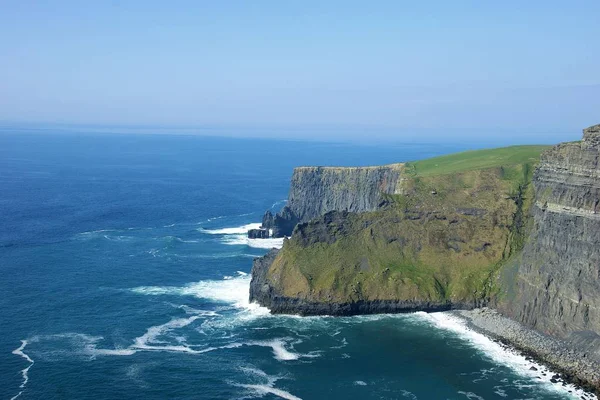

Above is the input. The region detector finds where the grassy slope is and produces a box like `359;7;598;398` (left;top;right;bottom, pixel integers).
268;145;550;305
408;145;550;177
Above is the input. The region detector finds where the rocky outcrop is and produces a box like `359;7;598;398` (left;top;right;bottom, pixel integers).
249;247;480;316
258;164;404;237
498;124;600;358
247;228;269;239
249;248;280;306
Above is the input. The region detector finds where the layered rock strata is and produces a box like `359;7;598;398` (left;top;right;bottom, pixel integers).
255;164;404;237
498;124;600;356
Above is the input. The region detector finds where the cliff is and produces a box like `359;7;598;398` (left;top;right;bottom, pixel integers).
497;124;600;353
260;164;404;237
250;145;549;314
249;126;600;392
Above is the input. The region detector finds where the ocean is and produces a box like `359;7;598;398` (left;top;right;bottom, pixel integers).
0;130;589;399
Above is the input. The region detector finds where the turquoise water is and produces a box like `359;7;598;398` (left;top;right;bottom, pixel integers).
0;131;587;399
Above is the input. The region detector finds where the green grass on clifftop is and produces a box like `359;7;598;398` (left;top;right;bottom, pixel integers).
408;145;550;177
265;144;550;307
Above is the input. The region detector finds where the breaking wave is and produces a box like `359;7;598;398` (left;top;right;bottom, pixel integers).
200;223;262;235
131;271;268;313
221;235;285;249
416;312;595;399
199;222;285;249
233;366;302;400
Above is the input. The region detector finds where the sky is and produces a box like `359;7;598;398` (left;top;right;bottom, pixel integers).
0;1;599;143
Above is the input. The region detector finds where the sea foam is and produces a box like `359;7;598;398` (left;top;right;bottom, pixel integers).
222;235;285;249
131;271;269;315
10;340;34;400
234;366;302;400
200;222;285;249
200;223;261;235
417;311;596;399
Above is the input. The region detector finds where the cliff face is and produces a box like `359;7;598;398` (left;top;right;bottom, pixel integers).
250;147;546;314
498;124;600;352
262;164;404;237
248;127;600;391
250;128;599;323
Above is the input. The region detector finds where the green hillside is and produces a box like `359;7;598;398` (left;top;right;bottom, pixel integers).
408;145;550;177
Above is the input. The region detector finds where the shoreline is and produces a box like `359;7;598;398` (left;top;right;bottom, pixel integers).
451;308;600;398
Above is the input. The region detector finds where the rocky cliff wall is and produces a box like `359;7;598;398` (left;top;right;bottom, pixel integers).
250;159;538;314
262;164;404;237
498;124;600;355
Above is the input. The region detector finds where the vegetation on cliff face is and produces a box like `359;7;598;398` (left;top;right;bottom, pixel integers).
263;145;549;307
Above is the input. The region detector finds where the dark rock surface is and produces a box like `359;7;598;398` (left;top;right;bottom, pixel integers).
498;124;600;360
261;164;404;237
247;228;269;239
249;249;280;307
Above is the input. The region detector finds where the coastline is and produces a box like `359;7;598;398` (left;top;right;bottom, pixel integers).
251;252;600;397
451;308;600;398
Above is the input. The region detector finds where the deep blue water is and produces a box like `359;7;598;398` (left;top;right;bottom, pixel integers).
0;131;586;399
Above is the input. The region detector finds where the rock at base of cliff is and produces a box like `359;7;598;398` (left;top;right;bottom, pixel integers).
247;228;270;239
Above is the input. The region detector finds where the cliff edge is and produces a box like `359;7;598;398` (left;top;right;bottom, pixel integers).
259;163;404;237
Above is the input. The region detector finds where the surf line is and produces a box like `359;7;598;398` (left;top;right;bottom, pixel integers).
11;340;34;400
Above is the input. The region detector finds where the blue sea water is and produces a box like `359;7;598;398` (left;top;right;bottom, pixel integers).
0;131;589;399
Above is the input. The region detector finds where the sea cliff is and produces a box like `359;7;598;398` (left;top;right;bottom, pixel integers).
251;145;547;314
497;124;600;350
260;164;404;237
249;124;600;392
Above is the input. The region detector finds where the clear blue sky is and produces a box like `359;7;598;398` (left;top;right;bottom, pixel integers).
1;1;598;142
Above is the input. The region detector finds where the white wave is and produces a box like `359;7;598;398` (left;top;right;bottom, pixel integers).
271;199;288;209
131;316;200;351
201;223;262;235
131;272;270;316
235;366;302;400
248;339;300;361
417;311;596;400
237;384;302;400
10;340;34;400
191;339;301;362
353;380;367;386
198;220;285;248
87;315;215;357
172;304;219;316
222;235;285;249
